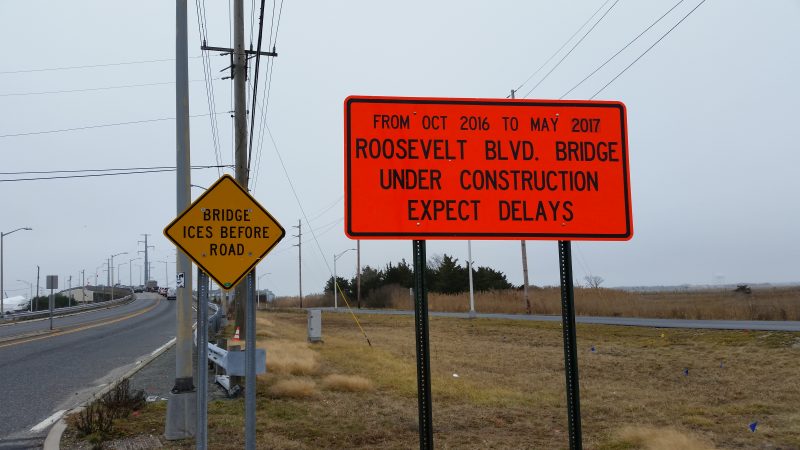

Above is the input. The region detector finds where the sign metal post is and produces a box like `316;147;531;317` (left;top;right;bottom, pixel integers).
46;275;57;330
558;241;582;449
164;174;284;448
245;270;256;449
412;240;433;449
196;269;209;450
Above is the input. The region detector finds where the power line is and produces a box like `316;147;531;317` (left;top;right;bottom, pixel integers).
250;0;284;193
0;165;226;175
0;165;230;183
512;0;614;95
0;56;203;75
0;112;227;138
250;0;281;191
560;0;687;99
0;79;216;97
246;0;268;178
196;0;224;177
265;124;341;278
522;0;620;98
590;0;707;99
308;196;344;223
271;217;344;255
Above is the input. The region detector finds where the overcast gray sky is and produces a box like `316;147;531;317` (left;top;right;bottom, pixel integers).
1;0;799;298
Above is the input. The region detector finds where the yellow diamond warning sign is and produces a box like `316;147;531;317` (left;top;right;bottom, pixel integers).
163;175;285;289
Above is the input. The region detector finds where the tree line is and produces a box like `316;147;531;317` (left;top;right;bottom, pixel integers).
323;253;513;306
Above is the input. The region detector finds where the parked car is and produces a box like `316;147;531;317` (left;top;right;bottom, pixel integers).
167;288;177;300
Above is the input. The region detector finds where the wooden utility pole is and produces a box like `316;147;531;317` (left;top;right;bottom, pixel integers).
293;220;303;307
511;89;532;314
232;0;248;335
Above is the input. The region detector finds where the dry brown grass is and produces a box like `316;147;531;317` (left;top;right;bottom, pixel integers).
259;339;318;376
614;426;717;450
104;309;800;449
268;378;317;399
321;374;375;392
385;286;800;321
271;293;328;308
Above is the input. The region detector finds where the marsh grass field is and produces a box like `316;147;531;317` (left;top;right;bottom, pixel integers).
277;286;800;321
76;305;800;449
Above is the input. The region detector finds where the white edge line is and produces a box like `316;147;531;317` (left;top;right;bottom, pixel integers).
31;410;67;433
151;337;176;356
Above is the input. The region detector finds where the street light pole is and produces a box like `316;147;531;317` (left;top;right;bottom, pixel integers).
157;260;171;289
333;248;356;309
110;252;128;302
257;272;271;309
118;262;127;286
128;257;141;287
1;227;32;315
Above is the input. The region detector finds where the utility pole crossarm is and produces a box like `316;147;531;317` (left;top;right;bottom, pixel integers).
201;45;278;57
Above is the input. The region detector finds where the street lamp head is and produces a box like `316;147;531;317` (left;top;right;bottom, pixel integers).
2;226;33;237
334;248;358;260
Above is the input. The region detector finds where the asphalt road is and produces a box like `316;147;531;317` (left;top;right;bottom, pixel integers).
321;308;800;331
0;293;175;449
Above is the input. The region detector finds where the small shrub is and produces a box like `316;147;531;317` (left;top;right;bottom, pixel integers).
100;379;146;419
70;402;115;439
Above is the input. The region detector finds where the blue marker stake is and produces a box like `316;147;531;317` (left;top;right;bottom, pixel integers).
683;368;689;376
749;421;758;432
590;346;596;353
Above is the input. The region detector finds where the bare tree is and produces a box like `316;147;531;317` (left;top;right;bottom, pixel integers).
584;275;604;289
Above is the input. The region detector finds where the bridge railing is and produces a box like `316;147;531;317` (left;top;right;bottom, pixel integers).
1;295;135;323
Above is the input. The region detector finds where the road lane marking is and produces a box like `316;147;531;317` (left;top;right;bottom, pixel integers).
30;409;66;433
0;298;162;349
151;337;176;356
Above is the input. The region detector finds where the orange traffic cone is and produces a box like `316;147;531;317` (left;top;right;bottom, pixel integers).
233;327;241;341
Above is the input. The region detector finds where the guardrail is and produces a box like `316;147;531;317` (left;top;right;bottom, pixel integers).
1;294;135;323
197;302;266;396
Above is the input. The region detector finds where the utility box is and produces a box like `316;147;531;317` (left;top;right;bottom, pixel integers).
308;309;322;343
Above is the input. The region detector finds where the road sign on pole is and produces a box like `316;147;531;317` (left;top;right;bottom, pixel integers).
345;95;633;450
345;96;632;240
163;175;286;290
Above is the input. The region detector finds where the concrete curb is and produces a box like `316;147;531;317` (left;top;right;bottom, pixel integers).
42;336;177;450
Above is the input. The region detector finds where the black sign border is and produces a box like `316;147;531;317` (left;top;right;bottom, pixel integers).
163;174;287;290
344;96;632;240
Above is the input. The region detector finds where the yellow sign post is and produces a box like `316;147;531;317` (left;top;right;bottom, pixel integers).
164;175;285;289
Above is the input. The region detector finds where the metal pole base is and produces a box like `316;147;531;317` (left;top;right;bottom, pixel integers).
172;377;195;394
164;391;197;440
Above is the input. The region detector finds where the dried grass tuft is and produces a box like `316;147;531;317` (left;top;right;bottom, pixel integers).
387;286;800;321
617;426;717;450
263;340;319;375
321;374;375;392
268;378;317;398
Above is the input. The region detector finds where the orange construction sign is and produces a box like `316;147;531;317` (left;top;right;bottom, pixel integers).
344;96;632;240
